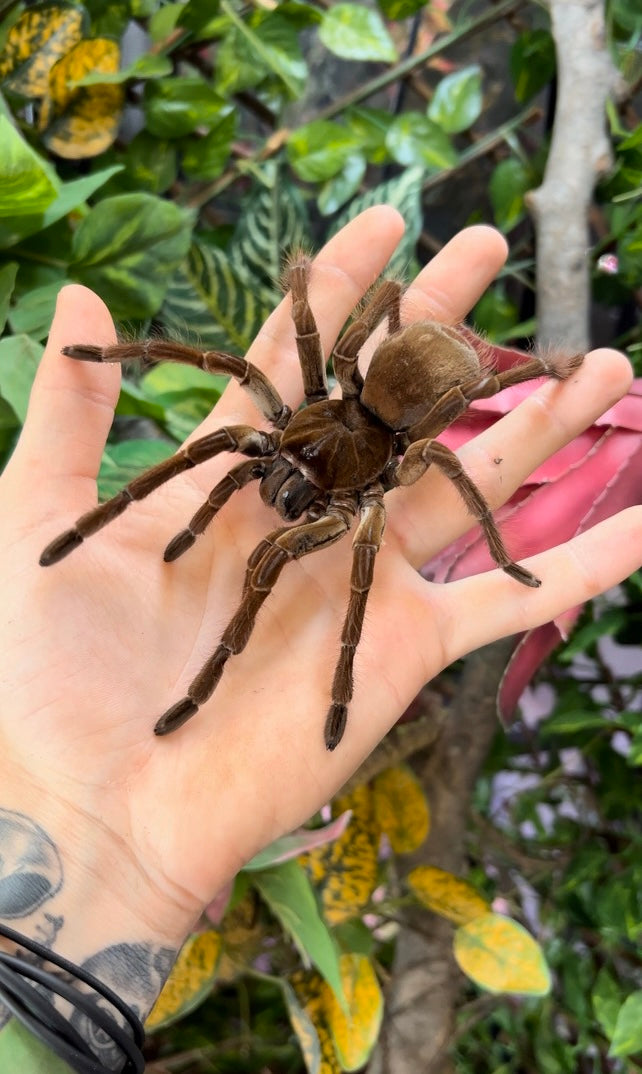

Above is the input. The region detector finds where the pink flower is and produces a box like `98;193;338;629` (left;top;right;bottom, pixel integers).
422;341;642;722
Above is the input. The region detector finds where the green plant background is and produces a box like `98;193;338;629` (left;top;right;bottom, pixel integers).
0;0;641;1070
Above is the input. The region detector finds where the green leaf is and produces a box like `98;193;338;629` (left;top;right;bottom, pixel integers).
70;193;193;320
217;3;307;98
181;111;236;181
377;0;426;18
344;107;392;164
385;113;457;171
318;155;366;216
162;239;272;353
144;77;228;139
541;710;608;735
118;133;177;195
254;861;346;1009
330;166;424;276
559;609;630;659
592;968;622;1039
626;727;642;766
0;334;43;421
510;29;556;103
177;0;221;33
98;439;175;501
427;65;483;134
0;165;124;249
0;1019;75;1073
0;115;59;216
608;991;642;1057
0;261;18;333
7;280;61;340
490;158;531;231
454;914;551;996
287;120;362;182
319;4;396;62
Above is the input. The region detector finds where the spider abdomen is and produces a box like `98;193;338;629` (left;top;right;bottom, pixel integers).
281;399;393;492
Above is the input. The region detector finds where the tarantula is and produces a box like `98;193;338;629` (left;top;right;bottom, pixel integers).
40;256;582;750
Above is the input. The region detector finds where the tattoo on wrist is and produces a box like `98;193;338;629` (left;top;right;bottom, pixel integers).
0;806;177;1067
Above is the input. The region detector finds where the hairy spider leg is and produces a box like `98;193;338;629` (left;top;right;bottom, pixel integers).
332;280;403;398
285;256;329;405
325;485;386;751
395;440;540;588
62;342;292;430
154;498;357;737
407;352;584;444
164;458;270;562
40;427;278;566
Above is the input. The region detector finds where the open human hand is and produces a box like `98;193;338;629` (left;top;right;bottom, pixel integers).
1;206;640;963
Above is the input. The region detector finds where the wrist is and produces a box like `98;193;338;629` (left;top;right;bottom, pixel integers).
0;775;191;1028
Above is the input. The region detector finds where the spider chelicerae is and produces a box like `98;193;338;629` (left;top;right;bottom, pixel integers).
40;255;582;750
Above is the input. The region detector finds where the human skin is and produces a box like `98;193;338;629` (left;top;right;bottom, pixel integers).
1;207;640;1064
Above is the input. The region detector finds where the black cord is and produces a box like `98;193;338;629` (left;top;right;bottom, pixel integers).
0;923;146;1073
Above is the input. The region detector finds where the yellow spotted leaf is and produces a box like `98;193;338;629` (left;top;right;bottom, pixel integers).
43;39;123;159
454;913;552;996
319;786;379;925
290;971;341;1074
325;955;383;1071
372;765;430;853
0;4;85;96
145;930;221;1031
408;865;489;925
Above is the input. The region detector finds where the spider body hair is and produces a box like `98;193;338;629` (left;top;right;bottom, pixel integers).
41;258;584;750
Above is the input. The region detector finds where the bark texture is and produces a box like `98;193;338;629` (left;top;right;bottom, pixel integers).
527;0;618;351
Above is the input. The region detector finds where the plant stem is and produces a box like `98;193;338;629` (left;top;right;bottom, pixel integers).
317;0;527;121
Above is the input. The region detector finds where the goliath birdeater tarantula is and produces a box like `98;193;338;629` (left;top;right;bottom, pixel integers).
40;256;582;750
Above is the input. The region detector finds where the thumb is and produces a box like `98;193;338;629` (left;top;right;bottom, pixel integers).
10;284;120;504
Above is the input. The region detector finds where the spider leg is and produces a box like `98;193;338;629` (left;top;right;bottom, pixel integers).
394;440;541;587
154;497;357;737
325;486;386;751
285;256;329;405
164;458;269;562
406;351;584;442
40;427;278;566
62;341;292;430
332;280;403;398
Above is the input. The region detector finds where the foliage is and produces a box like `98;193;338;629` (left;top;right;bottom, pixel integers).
0;0;641;1071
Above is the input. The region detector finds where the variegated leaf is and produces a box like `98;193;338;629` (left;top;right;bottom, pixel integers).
291;971;342;1074
230;161;310;305
0;3;85;96
408;865;489;925
454;913;551;996
162;240;273;353
372;765;430;853
326;954;383;1071
145;930;222;1031
303;786;379;926
43;38;123;159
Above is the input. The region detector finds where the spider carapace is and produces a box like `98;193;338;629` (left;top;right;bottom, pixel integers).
40;256;582;750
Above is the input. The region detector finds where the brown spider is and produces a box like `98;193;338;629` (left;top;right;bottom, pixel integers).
40;256;582;750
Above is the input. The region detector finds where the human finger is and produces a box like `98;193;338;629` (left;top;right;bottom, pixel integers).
432;506;642;663
402;224;509;325
389;347;633;568
209;205;406;428
10;285;119;502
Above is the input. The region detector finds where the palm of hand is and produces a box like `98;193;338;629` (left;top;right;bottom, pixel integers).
0;207;637;927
